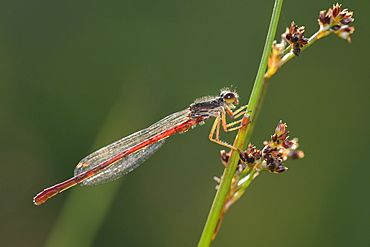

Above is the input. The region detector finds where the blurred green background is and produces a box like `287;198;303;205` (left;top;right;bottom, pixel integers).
1;1;368;246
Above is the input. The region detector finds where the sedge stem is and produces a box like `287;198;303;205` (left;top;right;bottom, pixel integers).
197;0;283;246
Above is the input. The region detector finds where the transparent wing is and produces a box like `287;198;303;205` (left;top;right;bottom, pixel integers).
73;109;190;186
77;140;165;186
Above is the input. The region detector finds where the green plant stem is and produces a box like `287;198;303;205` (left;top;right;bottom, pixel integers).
197;0;283;246
279;31;320;68
232;167;260;205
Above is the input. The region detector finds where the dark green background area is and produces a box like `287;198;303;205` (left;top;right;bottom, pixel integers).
1;1;368;246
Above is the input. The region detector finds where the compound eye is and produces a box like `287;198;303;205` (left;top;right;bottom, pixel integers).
224;92;235;100
222;92;236;103
220;91;239;105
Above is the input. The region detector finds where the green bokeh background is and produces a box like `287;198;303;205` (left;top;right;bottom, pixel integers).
1;1;369;246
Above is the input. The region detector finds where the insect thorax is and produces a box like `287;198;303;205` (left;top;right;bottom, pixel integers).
189;98;223;121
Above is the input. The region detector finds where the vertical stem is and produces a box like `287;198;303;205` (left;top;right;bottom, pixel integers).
197;0;283;246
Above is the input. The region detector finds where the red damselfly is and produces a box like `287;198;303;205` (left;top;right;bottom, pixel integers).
33;88;247;205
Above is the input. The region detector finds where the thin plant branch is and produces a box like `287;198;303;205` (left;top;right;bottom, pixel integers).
197;0;283;245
